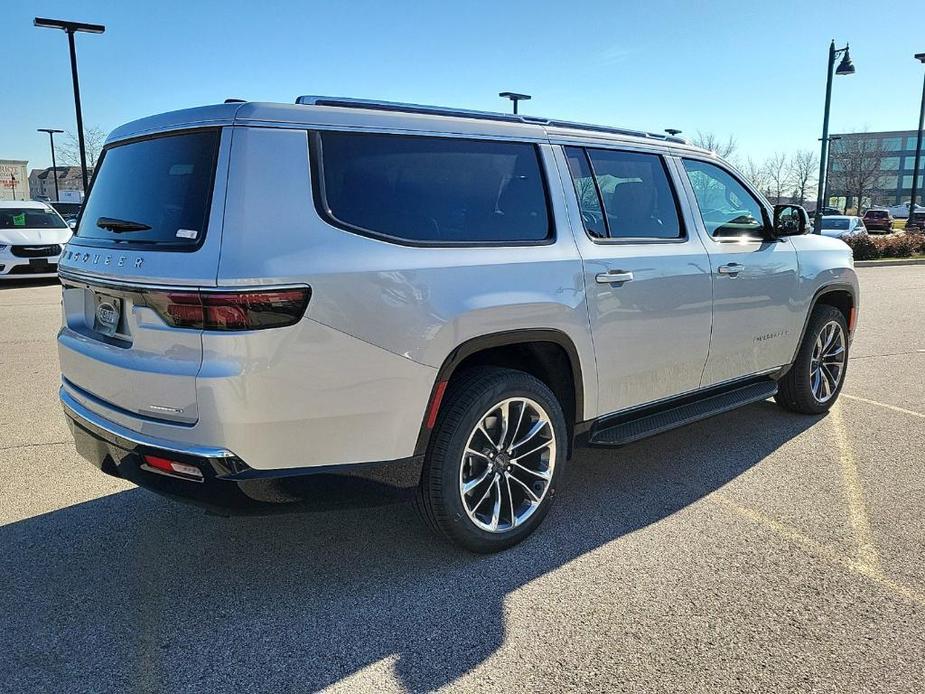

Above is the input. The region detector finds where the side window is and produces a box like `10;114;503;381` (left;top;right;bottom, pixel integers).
564;146;606;238
682;159;767;238
586;149;683;239
315;131;550;244
565;146;683;240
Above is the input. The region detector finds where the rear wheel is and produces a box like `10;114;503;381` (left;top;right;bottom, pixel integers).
775;305;849;414
417;367;567;553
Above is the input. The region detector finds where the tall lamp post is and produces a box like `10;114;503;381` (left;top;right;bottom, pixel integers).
815;40;855;230
907;53;925;224
37;128;64;201
818;135;842;213
499;92;531;115
33;17;105;195
9;173;17;201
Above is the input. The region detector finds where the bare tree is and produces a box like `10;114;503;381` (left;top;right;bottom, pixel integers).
762;152;791;204
826;135;888;213
788;150;818;206
54;126;107;168
740;157;770;194
693;131;738;160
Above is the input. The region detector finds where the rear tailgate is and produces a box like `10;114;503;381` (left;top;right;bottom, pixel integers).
58;127;230;425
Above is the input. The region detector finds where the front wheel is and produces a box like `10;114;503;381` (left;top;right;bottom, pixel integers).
775;305;849;414
417;367;567;553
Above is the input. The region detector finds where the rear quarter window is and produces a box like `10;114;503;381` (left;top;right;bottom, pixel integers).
77;129;220;249
313;131;551;245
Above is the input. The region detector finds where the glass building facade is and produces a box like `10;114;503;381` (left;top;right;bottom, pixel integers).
827;130;925;208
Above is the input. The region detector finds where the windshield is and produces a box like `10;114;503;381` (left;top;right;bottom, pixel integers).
77;129;220;248
821;218;850;230
0;207;68;230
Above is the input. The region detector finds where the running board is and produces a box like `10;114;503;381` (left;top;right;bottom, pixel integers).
588;379;778;448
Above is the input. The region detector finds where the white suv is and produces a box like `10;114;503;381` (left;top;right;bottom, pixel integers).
0;201;71;279
57;98;859;552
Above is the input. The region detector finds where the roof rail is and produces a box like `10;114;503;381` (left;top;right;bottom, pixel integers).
295;95;686;143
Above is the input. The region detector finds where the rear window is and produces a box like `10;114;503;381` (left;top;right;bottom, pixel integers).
821;218;850;230
77;130;220;248
315;131;551;244
865;210;887;218
51;202;82;216
0;207;67;229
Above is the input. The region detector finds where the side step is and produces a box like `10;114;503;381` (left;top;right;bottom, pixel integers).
588;379;778;448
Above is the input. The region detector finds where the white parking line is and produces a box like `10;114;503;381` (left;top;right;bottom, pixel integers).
841;394;925;418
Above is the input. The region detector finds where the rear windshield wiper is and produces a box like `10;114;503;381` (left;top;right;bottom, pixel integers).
96;216;152;233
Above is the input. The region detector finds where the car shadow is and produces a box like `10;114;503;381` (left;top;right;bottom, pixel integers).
0;277;60;290
0;401;819;692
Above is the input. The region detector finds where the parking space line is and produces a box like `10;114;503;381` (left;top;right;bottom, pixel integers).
829;405;881;574
841;394;925;418
713;495;924;607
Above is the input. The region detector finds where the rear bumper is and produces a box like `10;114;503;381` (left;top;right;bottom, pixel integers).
61;388;423;514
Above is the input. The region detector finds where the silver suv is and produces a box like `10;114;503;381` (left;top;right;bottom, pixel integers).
58;97;859;552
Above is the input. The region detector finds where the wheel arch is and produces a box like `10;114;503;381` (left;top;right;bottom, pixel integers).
413;329;585;458
783;283;857;373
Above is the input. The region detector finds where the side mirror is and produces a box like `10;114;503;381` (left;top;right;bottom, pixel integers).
67;219;77;230
773;204;808;237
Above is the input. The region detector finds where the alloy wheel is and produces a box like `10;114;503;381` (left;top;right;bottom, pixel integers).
458;397;556;533
810;320;846;403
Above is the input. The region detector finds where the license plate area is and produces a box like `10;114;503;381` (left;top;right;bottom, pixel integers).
92;292;124;338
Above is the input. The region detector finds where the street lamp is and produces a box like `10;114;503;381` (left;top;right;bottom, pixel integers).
37;128;64;201
815;40;855;229
33;17;106;194
907;53;925;224
818;135;842;212
9;173;17;201
499;91;531;115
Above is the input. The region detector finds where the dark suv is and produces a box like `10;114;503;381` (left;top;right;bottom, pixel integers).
907;211;925;231
862;209;893;233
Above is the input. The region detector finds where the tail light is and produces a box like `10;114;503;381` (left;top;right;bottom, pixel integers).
143;287;310;331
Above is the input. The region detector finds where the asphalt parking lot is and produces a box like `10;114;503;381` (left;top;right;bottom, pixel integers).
1;267;923;693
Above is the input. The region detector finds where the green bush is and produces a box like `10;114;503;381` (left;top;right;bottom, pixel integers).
841;232;925;261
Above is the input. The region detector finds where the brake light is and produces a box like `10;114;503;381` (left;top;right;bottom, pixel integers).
144;287;310;331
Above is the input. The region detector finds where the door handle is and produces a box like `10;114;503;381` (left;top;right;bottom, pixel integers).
717;263;745;276
596;271;634;284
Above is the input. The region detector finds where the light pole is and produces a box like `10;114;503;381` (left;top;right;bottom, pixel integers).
9;173;16;201
33;17;105;194
37;128;64;201
907;53;925;223
815;40;855;230
818;135;842;213
499;91;531;115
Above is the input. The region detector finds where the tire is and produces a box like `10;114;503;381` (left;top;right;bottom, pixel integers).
417;366;567;553
775;305;849;414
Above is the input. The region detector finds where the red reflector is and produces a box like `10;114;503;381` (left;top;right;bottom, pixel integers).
143;454;203;478
425;380;448;429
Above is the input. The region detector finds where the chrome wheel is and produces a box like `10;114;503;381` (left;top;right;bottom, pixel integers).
810;320;846;403
459;397;556;533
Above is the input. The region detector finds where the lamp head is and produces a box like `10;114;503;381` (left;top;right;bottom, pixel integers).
835;47;855;75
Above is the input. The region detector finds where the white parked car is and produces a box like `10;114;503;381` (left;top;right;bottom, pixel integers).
0;201;72;280
886;202;925;219
818;215;866;239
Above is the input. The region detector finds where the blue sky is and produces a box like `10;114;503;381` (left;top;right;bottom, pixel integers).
5;0;925;170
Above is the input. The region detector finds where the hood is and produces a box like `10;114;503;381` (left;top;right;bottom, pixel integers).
0;228;73;245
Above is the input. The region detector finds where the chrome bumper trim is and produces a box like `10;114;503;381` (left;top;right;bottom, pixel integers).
60;387;237;460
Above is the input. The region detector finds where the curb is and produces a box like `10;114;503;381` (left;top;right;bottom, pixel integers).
855;258;925;267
